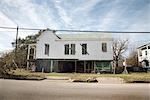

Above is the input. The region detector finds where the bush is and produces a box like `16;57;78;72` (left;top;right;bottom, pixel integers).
115;66;124;74
0;52;15;76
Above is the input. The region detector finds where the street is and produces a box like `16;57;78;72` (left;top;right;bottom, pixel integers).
0;79;149;100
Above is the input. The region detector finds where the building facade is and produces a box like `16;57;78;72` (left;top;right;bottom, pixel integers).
27;29;113;73
137;42;150;68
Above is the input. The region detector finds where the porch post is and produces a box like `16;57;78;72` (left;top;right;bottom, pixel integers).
27;45;30;70
75;60;77;73
50;60;53;72
84;61;86;73
94;61;96;73
92;61;94;72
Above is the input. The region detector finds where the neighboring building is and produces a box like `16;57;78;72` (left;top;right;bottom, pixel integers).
27;29;113;73
137;42;150;68
27;43;36;71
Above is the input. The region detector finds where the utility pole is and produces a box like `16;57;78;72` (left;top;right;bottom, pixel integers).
15;26;19;57
12;26;19;69
13;26;19;69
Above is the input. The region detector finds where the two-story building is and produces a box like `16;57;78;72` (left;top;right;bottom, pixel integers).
137;42;150;68
27;29;113;73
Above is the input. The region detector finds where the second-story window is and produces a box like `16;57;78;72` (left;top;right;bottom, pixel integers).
82;44;87;55
71;44;75;55
139;50;142;56
64;44;76;55
145;51;147;55
29;48;34;59
102;43;107;52
45;44;49;55
64;44;69;55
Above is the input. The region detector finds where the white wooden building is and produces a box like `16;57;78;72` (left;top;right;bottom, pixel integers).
27;29;113;73
137;42;150;68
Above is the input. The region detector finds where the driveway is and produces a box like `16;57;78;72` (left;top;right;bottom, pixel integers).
0;79;149;100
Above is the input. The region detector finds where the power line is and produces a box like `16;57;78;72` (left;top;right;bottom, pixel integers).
0;26;150;33
56;30;150;33
0;26;43;30
0;31;38;32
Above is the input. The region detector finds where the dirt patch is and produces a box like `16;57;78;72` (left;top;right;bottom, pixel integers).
96;77;124;84
46;76;70;80
71;78;98;83
130;81;150;83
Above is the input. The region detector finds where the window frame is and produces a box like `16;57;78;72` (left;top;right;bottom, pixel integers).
45;44;49;56
70;44;75;55
82;44;87;55
102;43;107;52
64;44;70;55
145;50;148;55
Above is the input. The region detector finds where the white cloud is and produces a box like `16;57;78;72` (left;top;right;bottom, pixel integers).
73;0;101;13
3;0;59;29
0;11;17;51
53;1;72;28
0;0;149;52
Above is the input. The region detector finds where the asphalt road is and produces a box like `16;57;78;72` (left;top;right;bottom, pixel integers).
0;79;149;100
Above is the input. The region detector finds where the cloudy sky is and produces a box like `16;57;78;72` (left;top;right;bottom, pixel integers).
0;0;150;51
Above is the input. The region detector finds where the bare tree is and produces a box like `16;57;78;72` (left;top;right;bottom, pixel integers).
126;51;139;67
113;39;128;74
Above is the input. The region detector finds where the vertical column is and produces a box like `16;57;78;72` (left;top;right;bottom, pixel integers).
75;60;77;73
27;45;30;70
93;61;96;73
84;61;86;73
50;60;53;72
33;46;36;59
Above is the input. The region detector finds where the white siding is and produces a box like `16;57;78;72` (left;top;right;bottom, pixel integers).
138;44;150;66
36;31;113;60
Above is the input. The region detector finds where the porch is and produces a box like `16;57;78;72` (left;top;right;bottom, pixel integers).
35;59;112;73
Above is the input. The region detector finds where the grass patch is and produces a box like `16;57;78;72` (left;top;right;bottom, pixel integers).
47;72;150;83
2;69;46;80
2;69;150;83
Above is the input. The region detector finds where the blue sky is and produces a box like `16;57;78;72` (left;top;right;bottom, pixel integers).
0;0;150;51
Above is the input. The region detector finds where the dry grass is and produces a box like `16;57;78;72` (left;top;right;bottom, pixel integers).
8;69;150;82
47;72;150;83
7;69;45;80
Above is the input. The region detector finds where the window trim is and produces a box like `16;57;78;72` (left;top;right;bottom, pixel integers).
102;43;107;52
82;44;87;55
145;51;148;55
64;44;70;55
45;44;49;56
70;44;75;55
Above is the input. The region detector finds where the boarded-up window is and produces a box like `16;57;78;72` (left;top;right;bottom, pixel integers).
45;44;49;55
71;44;75;55
82;44;87;55
64;44;69;55
102;43;107;52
